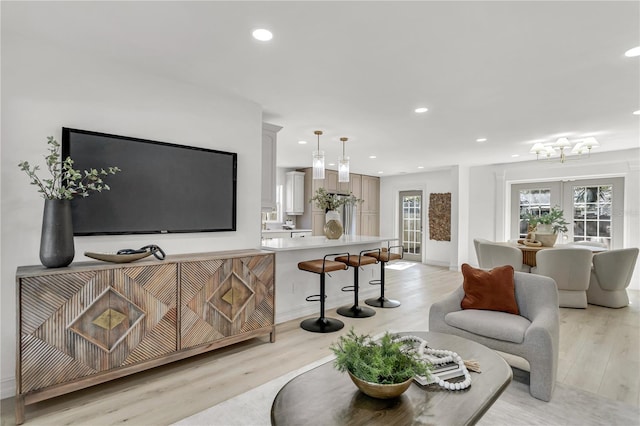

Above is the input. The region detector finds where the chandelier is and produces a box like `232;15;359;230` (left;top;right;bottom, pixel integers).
338;137;350;183
530;137;599;163
312;130;325;180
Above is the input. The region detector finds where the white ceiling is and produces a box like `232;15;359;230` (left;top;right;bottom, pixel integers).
4;1;639;176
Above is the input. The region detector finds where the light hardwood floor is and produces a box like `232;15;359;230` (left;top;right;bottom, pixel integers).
2;263;638;425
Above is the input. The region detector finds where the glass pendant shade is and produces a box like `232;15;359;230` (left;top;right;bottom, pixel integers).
338;137;349;183
312;130;325;180
313;150;325;179
338;156;349;182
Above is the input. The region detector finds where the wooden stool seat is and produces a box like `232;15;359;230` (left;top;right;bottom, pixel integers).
298;259;351;274
365;251;402;262
334;255;378;268
297;253;349;333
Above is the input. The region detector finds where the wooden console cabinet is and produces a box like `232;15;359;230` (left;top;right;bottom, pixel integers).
15;250;275;424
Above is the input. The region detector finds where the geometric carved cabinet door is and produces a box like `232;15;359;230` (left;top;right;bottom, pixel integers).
19;264;177;393
180;255;274;349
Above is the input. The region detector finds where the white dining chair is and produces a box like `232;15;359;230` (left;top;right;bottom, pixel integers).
587;248;639;308
480;242;531;272
534;248;593;308
473;238;492;267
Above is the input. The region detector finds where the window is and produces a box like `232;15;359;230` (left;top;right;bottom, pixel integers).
518;188;551;238
571;184;613;247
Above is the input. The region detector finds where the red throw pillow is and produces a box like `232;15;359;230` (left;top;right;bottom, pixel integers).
460;263;519;315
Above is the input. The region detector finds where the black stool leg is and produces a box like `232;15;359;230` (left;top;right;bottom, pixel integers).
365;261;400;308
301;272;344;333
337;266;376;318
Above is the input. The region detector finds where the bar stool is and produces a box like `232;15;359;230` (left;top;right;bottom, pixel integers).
364;244;404;308
297;252;350;333
335;249;380;318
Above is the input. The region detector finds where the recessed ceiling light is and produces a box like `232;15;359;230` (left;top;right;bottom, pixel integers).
511;154;520;158
369;155;377;159
377;171;384;174
624;46;640;57
252;29;273;41
328;163;336;166
476;138;487;142
298;140;307;144
414;107;428;113
633;110;640;115
417;166;424;169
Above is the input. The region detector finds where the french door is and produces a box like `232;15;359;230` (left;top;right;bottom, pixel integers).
399;191;422;261
511;177;623;248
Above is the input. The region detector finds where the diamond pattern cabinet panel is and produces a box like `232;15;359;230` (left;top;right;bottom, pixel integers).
20;264;177;393
15;250;273;425
180;255;274;349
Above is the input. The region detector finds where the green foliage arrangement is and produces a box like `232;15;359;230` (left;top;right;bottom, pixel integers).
310;187;363;212
330;328;431;384
522;206;569;233
18;136;121;200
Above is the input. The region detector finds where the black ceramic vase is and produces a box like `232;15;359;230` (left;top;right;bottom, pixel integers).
40;199;75;268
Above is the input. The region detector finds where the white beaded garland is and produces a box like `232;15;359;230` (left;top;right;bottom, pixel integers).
394;335;472;391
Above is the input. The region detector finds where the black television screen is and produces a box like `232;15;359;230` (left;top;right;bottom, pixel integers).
62;127;237;235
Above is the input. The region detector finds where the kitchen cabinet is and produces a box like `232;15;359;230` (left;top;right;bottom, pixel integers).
361;175;380;213
361;212;380;236
299;169;380;236
324;169;338;193
311;211;326;236
261;123;282;211
350;173;362;200
323;169;349;194
285;171;305;215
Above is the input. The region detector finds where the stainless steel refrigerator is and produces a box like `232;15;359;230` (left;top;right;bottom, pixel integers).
338;196;358;236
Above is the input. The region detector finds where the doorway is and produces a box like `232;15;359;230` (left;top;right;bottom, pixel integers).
399;190;423;261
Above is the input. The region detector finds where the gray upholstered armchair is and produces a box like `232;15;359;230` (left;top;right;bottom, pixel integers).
429;272;559;401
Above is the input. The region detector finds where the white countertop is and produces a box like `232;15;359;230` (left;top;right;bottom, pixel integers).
260;235;396;252
261;228;312;234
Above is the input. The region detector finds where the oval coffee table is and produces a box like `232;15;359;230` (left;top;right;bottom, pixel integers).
271;331;512;426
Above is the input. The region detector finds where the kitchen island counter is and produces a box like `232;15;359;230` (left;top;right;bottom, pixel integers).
260;235;393;252
261;235;398;323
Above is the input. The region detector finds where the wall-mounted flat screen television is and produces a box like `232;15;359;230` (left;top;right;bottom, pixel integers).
62;127;237;235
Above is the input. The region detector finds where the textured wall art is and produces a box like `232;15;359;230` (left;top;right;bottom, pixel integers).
429;193;451;241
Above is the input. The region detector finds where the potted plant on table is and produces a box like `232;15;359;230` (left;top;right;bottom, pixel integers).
522;206;569;247
19;136;120;267
330;328;431;399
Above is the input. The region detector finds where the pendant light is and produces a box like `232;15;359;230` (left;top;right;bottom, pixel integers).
312;130;325;180
338;137;350;183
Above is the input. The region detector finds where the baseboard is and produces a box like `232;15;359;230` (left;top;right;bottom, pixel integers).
423;259;452;268
2;376;15;400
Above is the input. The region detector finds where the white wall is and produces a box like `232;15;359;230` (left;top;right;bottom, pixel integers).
380;169;454;268
1;35;263;398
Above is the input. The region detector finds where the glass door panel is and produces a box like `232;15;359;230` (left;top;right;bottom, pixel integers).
399;190;422;261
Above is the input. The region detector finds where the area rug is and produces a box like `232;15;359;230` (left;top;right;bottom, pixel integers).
173;357;639;426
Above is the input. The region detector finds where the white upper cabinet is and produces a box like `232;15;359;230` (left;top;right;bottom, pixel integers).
261;123;282;211
285;171;305;215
